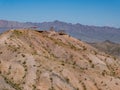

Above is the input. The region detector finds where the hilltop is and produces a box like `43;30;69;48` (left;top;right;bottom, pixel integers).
0;29;120;90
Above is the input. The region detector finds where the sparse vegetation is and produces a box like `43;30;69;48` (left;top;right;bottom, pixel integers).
58;30;66;35
0;30;120;90
0;52;2;54
21;54;25;57
13;30;22;36
91;64;95;68
66;77;70;83
2;75;21;90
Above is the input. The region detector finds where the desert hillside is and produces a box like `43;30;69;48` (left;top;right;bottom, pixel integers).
89;40;120;58
0;29;120;90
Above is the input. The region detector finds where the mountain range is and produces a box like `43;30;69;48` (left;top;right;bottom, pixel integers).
0;20;120;43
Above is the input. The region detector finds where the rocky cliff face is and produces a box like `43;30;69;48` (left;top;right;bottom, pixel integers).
0;29;120;90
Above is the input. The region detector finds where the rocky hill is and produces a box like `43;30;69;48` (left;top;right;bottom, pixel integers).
0;29;120;90
89;40;120;58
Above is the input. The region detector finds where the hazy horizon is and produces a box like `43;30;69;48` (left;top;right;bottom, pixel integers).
1;19;120;29
0;0;120;27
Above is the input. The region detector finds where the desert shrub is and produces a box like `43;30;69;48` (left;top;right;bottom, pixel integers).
21;54;25;57
0;52;2;54
22;61;26;65
58;30;66;35
13;30;22;36
83;46;87;50
91;64;95;68
66;78;70;83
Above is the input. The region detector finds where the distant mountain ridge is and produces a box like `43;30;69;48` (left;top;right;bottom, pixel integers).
0;20;120;43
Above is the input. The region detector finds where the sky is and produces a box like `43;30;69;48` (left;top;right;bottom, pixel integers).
0;0;120;27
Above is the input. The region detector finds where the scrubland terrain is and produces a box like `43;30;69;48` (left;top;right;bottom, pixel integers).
0;29;120;90
89;40;120;58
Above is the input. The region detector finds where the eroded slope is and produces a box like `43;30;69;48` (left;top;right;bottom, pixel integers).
0;29;120;90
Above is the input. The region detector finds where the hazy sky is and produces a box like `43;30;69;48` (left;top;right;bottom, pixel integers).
0;0;120;27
